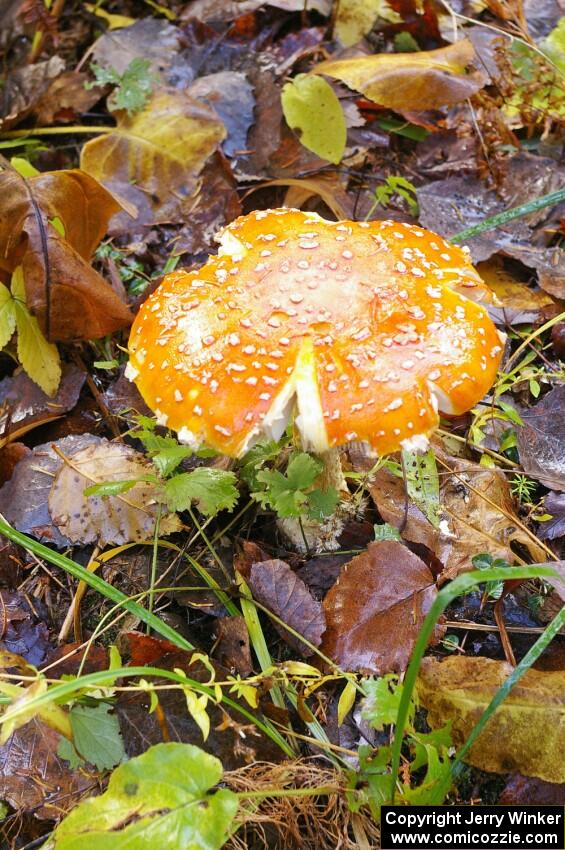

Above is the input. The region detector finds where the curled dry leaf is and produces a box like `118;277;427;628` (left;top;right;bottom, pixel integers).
477;258;557;326
313;39;484;111
0;434;101;548
518;385;565;491
0;168;132;341
80;90;226;234
320;541;444;675
48;440;181;547
0;363;85;442
247;559;326;656
417;656;565;783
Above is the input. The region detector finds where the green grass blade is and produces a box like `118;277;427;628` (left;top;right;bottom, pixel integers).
449;188;565;244
389;564;559;803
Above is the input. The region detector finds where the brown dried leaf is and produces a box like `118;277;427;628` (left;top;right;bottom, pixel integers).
80;90;226;234
0;363;85;442
34;70;102;125
0;55;64;130
313;39;485;111
0;167;132;341
500;774;565;805
478;258;557;325
320;541;443;674
90;18;181;77
0;719;98;819
0;590;49;666
48;440;181;546
417;656;565;783
518;386;565;491
248;559;326;656
0;434;101;548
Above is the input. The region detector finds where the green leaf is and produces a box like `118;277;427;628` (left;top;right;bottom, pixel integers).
84;479;141;498
45;742;238;850
362;675;413;731
88;58;155;115
57;737;85;769
306;487;339;520
10;156;39;178
0;281;16;350
402;448;440;528
239;439;282;490
281;74;346;165
151;445;193;477
285;453;322;491
66;703;125;771
163;468;238;516
373;522;401;542
12;268;61;396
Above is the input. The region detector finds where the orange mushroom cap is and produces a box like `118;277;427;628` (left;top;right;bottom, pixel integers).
127;209;504;457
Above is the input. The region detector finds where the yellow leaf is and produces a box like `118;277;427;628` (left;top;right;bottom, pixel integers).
337;679;357;726
84;4;136;29
13;268;61;396
417;656;565;783
81;90;226;231
0;279;16;350
281;74;346;164
335;0;401;47
312;39;485;111
0;678;72;743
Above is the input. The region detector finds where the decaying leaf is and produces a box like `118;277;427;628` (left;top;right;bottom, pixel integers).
478;258;556;325
80;90;226;234
48;440;181;546
335;0;401;47
247;559;326;656
0;434;101;548
417;656;565;783
0;56;65;131
313;39;485;111
320;541;444;675
0;718;98;819
0;363;85;443
90;17;182;77
0;167;132;341
188;72;255;158
518;385;565;491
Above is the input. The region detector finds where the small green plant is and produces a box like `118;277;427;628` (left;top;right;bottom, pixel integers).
251;451;339;521
86;57;155;114
510;473;538;504
367;175;419;219
471;553;511;601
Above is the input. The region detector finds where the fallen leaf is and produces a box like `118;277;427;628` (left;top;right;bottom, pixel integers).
0;590;50;666
90;17;182;77
281;74;346;164
320;541;444;675
214;616;252;676
80;90;226;234
0;443;30;488
417;656;565;783
247;559;326;656
102;365;152;422
437;453;546;581
417;153;565;295
0;719;98;819
500;774;565;805
518;386;565;490
34;71;102;125
539;491;565;540
477;258;557;325
0;434;101;548
313;39;484;111
233;70;283;179
0;167;132;341
119;633;282;769
335;0;401;47
188;72;255;158
48;440;181;546
0;363;85;443
0;56;64;130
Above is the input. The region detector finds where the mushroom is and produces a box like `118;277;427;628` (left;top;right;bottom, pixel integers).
127;208;503;504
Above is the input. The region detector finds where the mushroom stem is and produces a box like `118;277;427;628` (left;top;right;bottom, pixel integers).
315;447;349;497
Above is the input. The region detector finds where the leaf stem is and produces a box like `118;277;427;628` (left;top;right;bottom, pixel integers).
0;126;114;139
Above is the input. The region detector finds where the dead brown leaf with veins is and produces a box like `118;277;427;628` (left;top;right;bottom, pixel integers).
0;167;132;341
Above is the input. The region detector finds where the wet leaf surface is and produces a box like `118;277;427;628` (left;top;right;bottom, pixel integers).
48;439;181;546
499;773;565;805
0;433;100;548
247;558;326;656
418;656;565;783
0;363;85;442
0;168;132;341
518;386;565;491
0;591;50;666
321;541;444;674
0;56;65;130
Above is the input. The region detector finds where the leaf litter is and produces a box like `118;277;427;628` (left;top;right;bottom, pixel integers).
0;0;564;840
